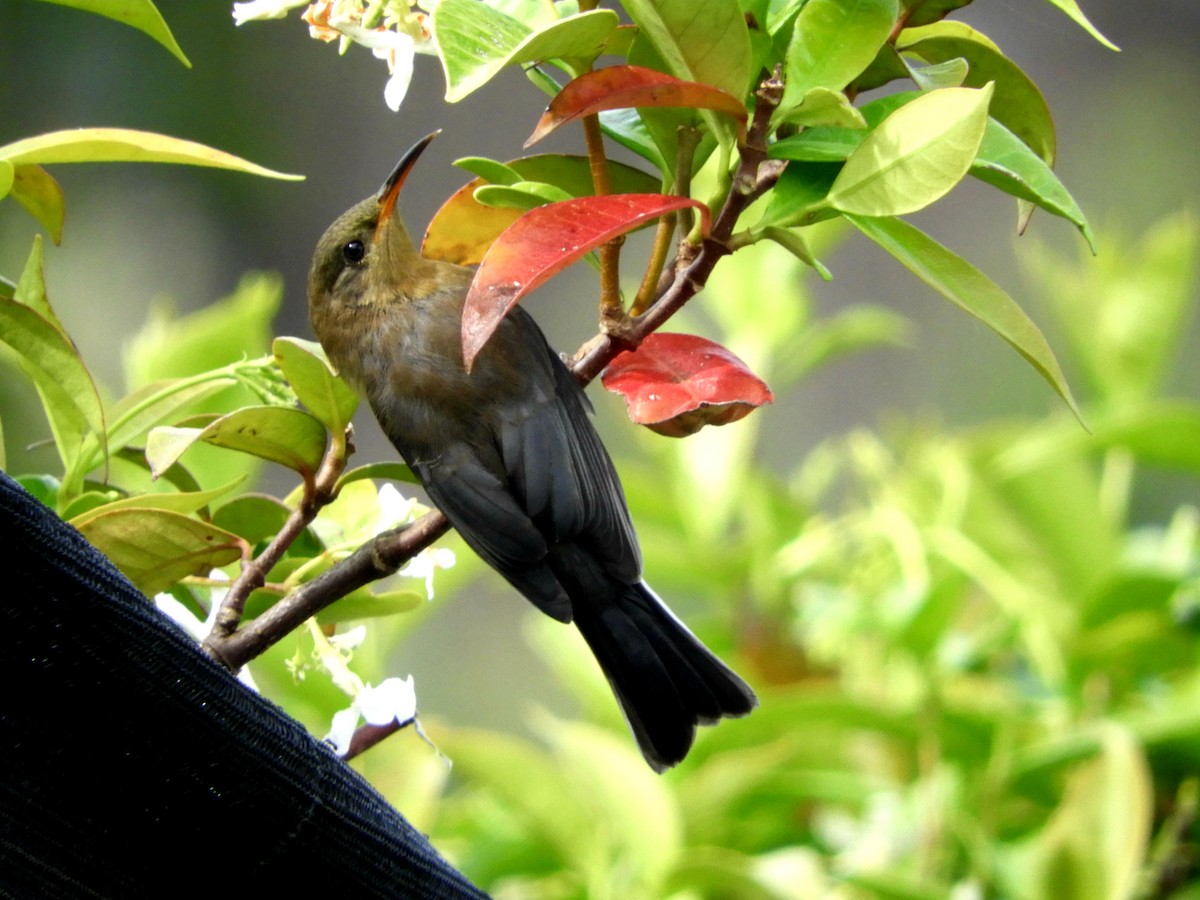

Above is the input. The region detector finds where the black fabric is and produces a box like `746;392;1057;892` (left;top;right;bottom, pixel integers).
0;470;488;899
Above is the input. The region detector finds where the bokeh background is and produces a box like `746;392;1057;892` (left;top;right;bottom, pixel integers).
2;0;1198;732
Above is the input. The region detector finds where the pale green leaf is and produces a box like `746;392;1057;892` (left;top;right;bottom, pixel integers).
827;84;993;216
68;477;246;528
146;406;328;478
1041;0;1119;50
847;213;1081;422
779;0;898;117
778;87;868;129
453;157;524;186
33;0;191;66
76;508;243;595
0;128;302;180
316;588;424;623
273;336;358;435
334;462;419;493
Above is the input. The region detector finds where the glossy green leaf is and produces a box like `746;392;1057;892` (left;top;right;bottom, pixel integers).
779;0;898;116
622;0;751;145
847;214;1081;422
453;157;524;186
146;406;328;478
973;118;1094;250
898;23;1055;164
901;0;974;27
434;2;620;101
9;165;65;244
757;161;842;228
68;477;245;528
826;84;993;216
33;0;191;66
76;508;242;595
1042;0;1119;50
0;128;301;180
273;337;358;435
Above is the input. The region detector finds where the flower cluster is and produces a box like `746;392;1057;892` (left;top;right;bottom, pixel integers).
232;0;437;110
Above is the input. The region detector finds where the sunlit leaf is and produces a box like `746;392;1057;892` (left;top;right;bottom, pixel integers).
526;66;747;147
826;84;993;216
146;406;328;478
462;194;709;370
897;23;1055;164
779;0;898;118
273;336;358;435
77;508;243;595
847;214;1081;422
33;0;191;66
0;128;302;180
601;333;774;437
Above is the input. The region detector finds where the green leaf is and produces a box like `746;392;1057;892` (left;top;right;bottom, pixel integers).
453;157;524;185
0;160;13;198
757;161;842;228
1041;0;1119;50
8;165;65;244
622;0;751;145
1;242;106;480
826;84;993;216
335;462;419;492
434;2;620;102
1016;726;1150;900
847;214;1081;422
146;407;328;478
762;226;832;280
973;118;1094;250
76;508;242;595
68;477;246;528
316;588;424;623
211;494;292;546
898;23;1055;165
474;180;575;211
779;0;898;117
0;128;301;180
901;0;974;27
32;0;191;66
778;87;868;129
273;337;358;435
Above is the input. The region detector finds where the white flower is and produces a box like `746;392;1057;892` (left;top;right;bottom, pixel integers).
399;545;456;599
232;0;309;25
326;676;417;755
376;481;419;530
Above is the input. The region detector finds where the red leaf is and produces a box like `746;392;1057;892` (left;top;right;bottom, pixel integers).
601;333;774;437
526;65;748;147
461;194;709;371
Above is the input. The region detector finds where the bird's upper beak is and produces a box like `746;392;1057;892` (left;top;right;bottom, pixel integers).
375;130;440;239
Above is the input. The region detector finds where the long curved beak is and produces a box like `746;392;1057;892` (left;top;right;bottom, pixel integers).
377;130;440;229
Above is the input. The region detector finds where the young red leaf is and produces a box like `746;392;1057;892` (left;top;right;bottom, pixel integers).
525;65;748;147
601;333;774;437
461;194;709;371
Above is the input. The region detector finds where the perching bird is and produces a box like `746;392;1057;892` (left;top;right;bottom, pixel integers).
307;134;757;770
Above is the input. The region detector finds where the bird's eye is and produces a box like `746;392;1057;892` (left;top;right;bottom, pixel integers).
342;239;366;264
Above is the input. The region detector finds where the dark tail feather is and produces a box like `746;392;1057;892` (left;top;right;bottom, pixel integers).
570;580;757;772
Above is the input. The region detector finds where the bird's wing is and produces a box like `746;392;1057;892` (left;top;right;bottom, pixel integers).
492;309;642;584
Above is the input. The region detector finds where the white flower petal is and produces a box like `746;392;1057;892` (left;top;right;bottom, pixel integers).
328;624;368;653
357;676;417;726
232;0;308;26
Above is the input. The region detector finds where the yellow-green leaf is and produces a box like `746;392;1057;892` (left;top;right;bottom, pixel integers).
273;337;358;435
33;0;191;66
9;165;65;244
0;128;302;180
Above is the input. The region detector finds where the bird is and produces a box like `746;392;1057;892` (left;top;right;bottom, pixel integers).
306;133;757;771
